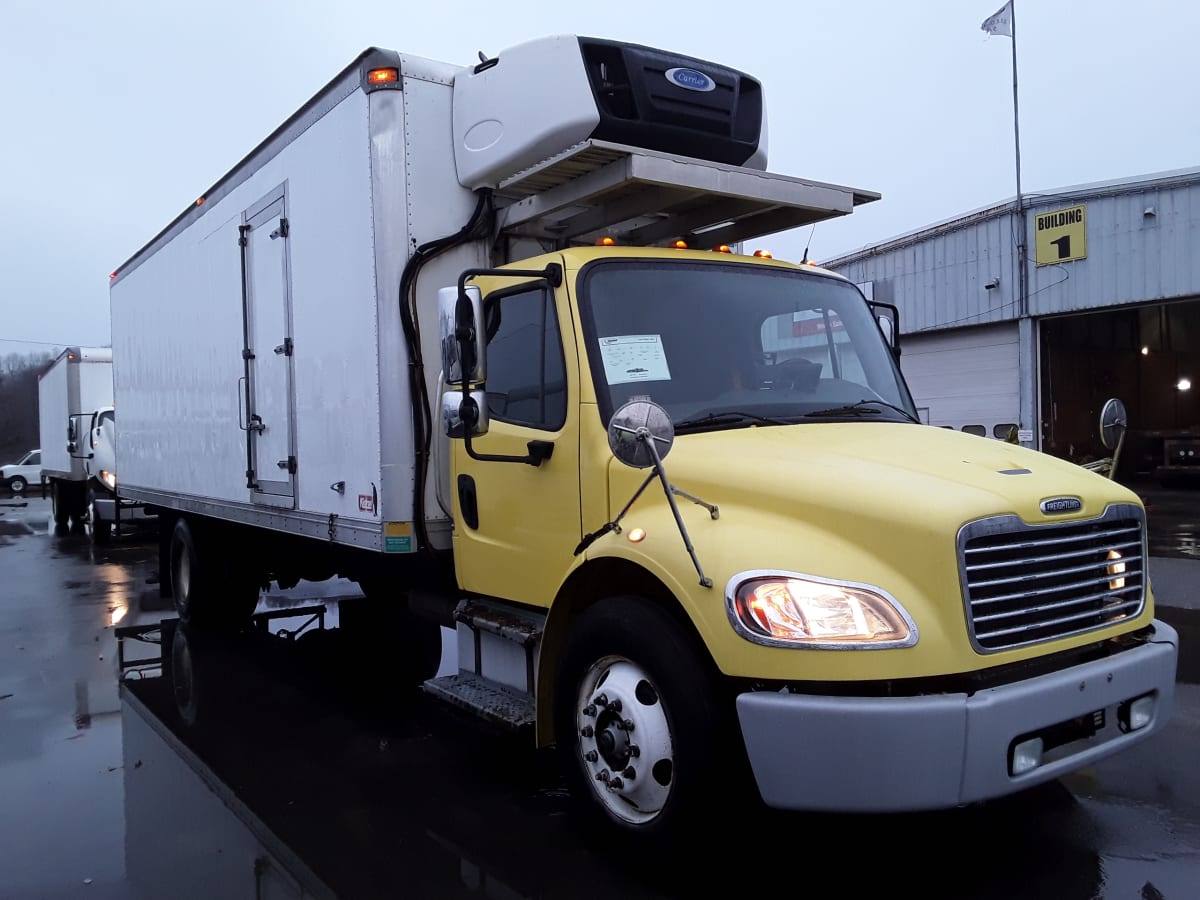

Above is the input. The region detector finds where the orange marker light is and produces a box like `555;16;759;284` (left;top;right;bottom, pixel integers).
672;240;689;250
753;249;773;258
628;528;646;543
196;197;205;206
596;236;616;246
806;260;819;266
713;244;732;254
368;67;399;84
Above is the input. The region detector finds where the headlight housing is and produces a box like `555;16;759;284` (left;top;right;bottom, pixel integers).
99;469;117;491
726;571;918;649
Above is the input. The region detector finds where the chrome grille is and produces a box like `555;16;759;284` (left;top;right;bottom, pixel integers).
958;504;1146;652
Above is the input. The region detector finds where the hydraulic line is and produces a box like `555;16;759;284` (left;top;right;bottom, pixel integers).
398;190;494;555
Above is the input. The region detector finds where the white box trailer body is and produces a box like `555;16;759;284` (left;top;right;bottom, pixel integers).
110;38;857;556
38;347;114;482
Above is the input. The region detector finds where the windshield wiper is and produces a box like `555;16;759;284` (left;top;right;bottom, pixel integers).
675;411;792;433
803;399;920;423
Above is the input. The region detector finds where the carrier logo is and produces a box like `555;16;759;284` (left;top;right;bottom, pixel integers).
665;67;716;92
1040;496;1082;515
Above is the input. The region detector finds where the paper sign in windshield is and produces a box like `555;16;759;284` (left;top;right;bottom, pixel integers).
599;335;671;385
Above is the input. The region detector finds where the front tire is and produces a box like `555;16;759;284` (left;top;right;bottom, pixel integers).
9;476;27;494
84;489;111;545
554;597;742;840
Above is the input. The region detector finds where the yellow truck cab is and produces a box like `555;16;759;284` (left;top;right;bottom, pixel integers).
439;244;1177;831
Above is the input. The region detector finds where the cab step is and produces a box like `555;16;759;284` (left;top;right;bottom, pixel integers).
420;598;545;731
422;672;535;731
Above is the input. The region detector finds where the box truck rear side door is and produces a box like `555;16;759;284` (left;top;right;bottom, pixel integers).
240;190;296;505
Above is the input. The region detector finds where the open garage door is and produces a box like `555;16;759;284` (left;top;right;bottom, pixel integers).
899;322;1020;439
1040;299;1200;482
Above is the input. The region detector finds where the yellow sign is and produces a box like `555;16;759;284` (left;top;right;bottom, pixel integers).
1034;204;1087;266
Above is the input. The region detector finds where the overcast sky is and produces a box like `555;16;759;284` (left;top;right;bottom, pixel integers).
1;0;1196;355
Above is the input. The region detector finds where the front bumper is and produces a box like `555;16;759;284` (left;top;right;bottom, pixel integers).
736;620;1179;812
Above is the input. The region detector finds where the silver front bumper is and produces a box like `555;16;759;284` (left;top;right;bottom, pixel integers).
736;620;1179;812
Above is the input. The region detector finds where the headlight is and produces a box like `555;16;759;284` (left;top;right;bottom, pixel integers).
726;571;917;649
99;470;117;491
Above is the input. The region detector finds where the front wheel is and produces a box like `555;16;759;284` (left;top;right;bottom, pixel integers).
84;489;111;545
8;476;27;494
554;597;744;840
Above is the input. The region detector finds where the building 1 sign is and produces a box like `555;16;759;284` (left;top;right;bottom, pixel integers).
1034;204;1087;266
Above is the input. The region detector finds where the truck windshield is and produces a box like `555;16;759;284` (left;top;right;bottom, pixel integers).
579;260;917;431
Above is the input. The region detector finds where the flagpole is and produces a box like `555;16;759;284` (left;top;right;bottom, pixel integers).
1010;0;1027;317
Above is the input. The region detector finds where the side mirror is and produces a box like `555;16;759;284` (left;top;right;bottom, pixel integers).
877;315;895;348
438;284;486;385
442;389;490;439
1099;398;1127;451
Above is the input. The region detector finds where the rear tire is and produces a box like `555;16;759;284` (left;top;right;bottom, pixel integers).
554;597;745;844
169;517;260;629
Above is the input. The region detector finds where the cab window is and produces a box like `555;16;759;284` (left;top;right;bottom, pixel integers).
483;287;567;431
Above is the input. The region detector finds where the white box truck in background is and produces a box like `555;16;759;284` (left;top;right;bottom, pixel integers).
38;347;113;528
109;35;1176;842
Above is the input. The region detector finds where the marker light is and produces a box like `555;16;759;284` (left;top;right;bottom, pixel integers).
368;67;399;84
109;272;117;280
671;240;689;249
806;260;819;266
753;249;773;258
1107;550;1126;590
99;469;117;491
730;575;915;648
627;528;646;543
596;236;616;246
1120;694;1155;732
1179;378;1192;391
712;244;732;253
196;197;205;206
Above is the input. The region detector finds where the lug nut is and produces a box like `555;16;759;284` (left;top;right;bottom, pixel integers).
584;750;598;762
594;693;609;708
629;744;641;757
595;769;610;783
583;704;597;717
580;725;594;737
609;777;624;790
609;699;622;713
620;719;635;732
623;766;636;779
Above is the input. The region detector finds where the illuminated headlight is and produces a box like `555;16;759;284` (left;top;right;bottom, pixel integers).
99;470;117;491
727;572;917;649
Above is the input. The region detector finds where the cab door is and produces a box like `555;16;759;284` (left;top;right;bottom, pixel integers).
451;277;581;607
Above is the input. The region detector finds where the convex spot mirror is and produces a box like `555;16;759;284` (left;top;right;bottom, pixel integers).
608;397;675;469
442;389;490;439
438;284;486;385
1099;398;1127;451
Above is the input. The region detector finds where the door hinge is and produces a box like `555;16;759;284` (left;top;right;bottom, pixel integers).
242;348;255;360
276;456;297;474
273;337;293;356
238;225;249;247
246;468;258;489
270;218;289;240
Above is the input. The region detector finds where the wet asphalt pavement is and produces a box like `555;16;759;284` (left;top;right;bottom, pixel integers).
0;487;1197;900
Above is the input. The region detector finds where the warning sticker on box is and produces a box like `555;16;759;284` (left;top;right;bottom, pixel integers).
384;521;413;553
599;334;671;385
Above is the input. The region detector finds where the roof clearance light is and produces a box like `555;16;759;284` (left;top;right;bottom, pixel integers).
753;249;773;258
672;240;689;250
713;244;732;254
109;272;117;280
806;260;819;266
368;67;399;84
196;197;205;206
596;236;617;246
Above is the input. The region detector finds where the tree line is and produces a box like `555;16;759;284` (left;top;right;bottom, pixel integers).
0;352;54;464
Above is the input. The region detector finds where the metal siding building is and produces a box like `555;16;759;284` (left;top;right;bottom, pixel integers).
825;167;1200;478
